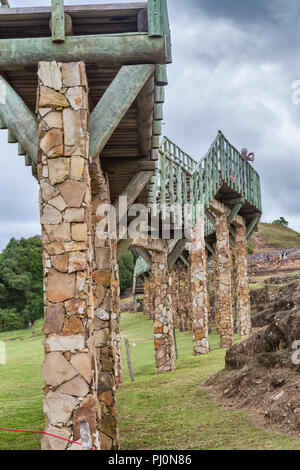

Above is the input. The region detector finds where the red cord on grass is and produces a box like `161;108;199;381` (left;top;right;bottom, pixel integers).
0;427;82;447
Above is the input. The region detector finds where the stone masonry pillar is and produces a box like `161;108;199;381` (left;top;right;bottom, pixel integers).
234;220;252;339
190;218;210;355
91;159;119;450
231;246;238;332
38;61;101;450
170;268;179;329
152;242;175;374
215;212;234;349
111;239;123;389
177;260;189;332
143;277;151;318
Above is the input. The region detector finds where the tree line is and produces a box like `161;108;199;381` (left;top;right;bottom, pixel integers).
0;236;134;332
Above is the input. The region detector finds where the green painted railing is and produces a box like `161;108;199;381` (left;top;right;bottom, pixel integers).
148;131;262;230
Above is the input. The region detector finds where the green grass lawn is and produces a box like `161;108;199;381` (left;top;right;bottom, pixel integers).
0;313;299;450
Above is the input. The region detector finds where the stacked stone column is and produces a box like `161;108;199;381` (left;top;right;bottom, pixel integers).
231;246;238;331
234;220;252;339
38;61;100;450
91;159;119;450
111;239;122;389
214;211;234;349
143;277;151;318
152;243;175;374
170;268;179;329
177;260;189;332
189;218;210;355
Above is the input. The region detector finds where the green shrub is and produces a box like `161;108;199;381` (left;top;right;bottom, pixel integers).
119;250;134;294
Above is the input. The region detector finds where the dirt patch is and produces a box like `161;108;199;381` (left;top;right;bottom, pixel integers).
204;311;300;437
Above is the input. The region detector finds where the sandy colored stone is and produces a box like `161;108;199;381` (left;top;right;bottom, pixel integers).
38;61;62;90
70;156;84;180
100;390;113;407
94;328;109;347
63;108;86;156
48;195;67;212
68;251;88;273
44;304;65;334
42;111;63;129
64;208;85;223
44;334;85;352
41;204;62;225
63;316;84;334
48;158;70;185
45;241;87;256
73;394;99;441
65;87;88;111
57;374;89;397
44;223;71;243
72;223;88;242
47;269;76;303
70;353;92;383
58;180;86;208
62;62;82;87
42;352;77;386
95;246;111;270
40;128;63;158
41;424;71;451
93;270;110;288
51;253;68;273
39;86;69;108
100;432;113;451
40;180;59;202
44;391;77;426
65;298;85;316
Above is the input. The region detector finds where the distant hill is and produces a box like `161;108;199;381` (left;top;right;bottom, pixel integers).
251;223;300;252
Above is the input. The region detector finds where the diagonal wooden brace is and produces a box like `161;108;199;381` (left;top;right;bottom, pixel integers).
88;64;155;159
0;75;38;163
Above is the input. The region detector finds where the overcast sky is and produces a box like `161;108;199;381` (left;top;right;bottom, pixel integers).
1;0;300;250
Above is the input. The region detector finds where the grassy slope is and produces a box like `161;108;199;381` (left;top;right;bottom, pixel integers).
0;315;299;450
253;223;300;250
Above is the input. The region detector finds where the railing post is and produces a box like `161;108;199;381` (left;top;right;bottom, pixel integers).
51;0;65;43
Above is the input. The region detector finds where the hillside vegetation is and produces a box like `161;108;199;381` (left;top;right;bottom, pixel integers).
251;222;300;251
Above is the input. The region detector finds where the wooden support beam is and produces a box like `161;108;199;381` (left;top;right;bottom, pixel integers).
18;143;26;156
137;75;154;158
114;171;154;222
154;86;165;103
88;64;155;159
152;135;160;149
205;242;215;256
168;239;186;270
246;215;261;241
205;209;216;226
227;202;243;226
51;0;65;43
153;120;162;136
0;75;38;163
155;64;168;86
179;254;189;268
101;158;156;174
148;0;163;37
135;247;152;268
7;129;17;143
117;234;137;262
154;103;163;120
0;34;167;69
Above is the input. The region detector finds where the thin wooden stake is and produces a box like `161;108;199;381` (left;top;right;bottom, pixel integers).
173;329;179;360
124;338;135;382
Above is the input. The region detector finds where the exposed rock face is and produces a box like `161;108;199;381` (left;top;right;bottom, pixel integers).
205;312;300;436
38;61;100;450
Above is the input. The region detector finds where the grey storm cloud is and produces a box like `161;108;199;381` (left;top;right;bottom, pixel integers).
0;0;300;251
